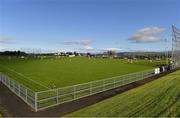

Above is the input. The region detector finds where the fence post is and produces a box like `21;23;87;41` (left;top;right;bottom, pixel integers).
6;76;8;85
146;71;149;78
90;82;92;95
3;75;5;84
35;92;38;112
4;76;7;85
8;78;10;88
73;86;76;100
103;80;105;91
13;80;15;92
114;79;116;88
25;88;28;102
137;73;140;80
56;89;59;104
18;84;21;96
0;73;1;82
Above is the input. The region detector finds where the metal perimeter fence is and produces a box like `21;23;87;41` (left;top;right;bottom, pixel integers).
0;72;36;110
172;25;180;68
0;69;159;111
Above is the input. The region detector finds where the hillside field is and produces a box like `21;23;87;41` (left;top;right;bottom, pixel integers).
67;69;180;117
0;56;165;91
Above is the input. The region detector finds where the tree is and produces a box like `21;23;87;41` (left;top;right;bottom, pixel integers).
107;50;116;57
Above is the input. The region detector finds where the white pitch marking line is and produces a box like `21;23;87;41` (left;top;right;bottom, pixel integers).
0;64;50;90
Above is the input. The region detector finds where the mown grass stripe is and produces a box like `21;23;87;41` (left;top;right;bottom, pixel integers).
66;70;180;117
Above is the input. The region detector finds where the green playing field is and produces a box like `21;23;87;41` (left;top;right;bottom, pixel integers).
0;56;165;91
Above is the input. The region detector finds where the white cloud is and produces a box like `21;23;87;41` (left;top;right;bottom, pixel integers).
84;46;94;50
129;26;165;43
0;46;4;50
79;46;94;52
137;27;165;35
0;37;15;44
104;48;122;51
63;40;93;46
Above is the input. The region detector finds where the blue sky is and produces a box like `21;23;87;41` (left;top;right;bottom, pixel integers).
0;0;180;53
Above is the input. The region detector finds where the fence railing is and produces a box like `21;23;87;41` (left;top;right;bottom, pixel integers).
36;69;155;111
0;69;158;111
0;72;37;110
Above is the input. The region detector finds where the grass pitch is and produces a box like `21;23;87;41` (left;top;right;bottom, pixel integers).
0;57;165;91
67;69;180;117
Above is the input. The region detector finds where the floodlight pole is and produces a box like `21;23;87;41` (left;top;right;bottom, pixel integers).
165;38;168;65
172;26;174;68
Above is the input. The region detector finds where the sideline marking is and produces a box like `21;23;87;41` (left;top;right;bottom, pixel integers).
0;64;50;90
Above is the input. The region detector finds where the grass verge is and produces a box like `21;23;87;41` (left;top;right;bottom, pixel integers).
66;69;180;117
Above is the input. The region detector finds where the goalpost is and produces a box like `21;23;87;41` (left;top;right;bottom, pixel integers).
172;25;180;68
